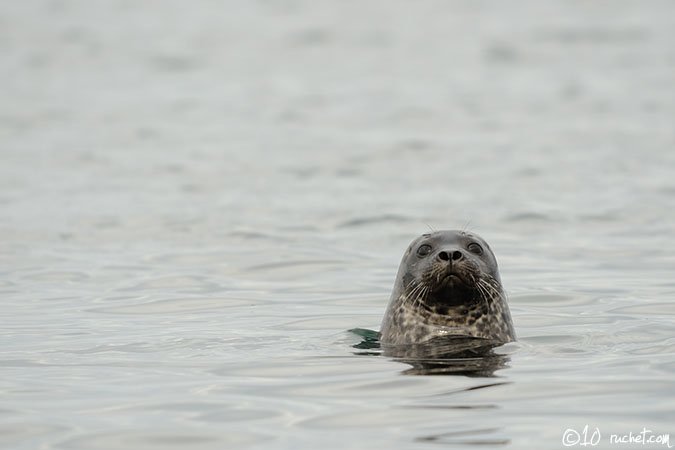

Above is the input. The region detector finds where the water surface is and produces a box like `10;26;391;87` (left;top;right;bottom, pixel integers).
2;1;674;449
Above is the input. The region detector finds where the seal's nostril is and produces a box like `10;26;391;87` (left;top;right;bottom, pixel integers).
438;251;449;261
451;250;463;261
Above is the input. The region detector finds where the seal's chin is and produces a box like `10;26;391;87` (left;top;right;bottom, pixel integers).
438;270;473;290
428;274;478;307
445;274;466;288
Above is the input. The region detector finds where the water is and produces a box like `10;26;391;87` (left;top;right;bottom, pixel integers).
2;1;675;448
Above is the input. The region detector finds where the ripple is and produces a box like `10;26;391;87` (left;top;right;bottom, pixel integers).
610;302;675;316
509;293;589;306
337;214;413;228
537;27;647;44
88;297;252;314
416;427;510;446
514;313;611;328
327;293;383;306
245;259;343;272
21;270;90;282
0;423;69;446
274;315;364;330
119;276;223;293
299;406;485;430
60;430;268;450
228;230;288;241
214;357;379;378
196;408;281;423
504;212;554;223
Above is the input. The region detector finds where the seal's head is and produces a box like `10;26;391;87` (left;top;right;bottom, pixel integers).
380;230;515;346
399;230;500;311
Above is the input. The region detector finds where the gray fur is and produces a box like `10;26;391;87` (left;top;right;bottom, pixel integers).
380;230;516;346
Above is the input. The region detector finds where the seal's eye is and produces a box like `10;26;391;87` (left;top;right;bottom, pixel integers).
416;244;432;257
467;242;483;255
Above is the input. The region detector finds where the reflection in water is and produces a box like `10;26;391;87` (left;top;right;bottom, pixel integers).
351;330;511;444
350;329;511;376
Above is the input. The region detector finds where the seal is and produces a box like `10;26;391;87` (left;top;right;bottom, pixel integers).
380;230;515;346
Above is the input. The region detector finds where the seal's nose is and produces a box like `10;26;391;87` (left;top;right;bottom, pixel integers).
438;250;463;262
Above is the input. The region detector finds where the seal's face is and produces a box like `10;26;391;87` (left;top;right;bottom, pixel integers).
399;231;500;313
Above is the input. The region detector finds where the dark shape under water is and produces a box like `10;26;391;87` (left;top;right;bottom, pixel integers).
350;328;382;353
349;328;510;377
